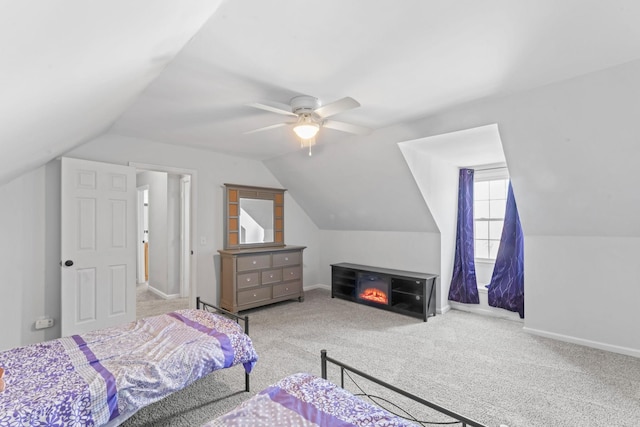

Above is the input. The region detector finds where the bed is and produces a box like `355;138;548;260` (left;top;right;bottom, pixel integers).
0;298;258;427
205;350;486;427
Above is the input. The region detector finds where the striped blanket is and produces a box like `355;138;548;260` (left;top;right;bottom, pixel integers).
0;309;258;426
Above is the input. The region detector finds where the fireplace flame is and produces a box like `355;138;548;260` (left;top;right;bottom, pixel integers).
359;288;388;304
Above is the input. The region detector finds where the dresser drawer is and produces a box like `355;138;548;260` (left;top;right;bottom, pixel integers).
237;272;260;289
261;269;282;285
237;286;271;305
273;281;302;298
282;266;302;281
273;251;301;267
237;254;271;271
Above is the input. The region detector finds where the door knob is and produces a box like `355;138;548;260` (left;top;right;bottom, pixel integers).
64;260;74;267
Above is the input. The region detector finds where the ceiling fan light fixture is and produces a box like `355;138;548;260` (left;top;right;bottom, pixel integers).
293;115;320;139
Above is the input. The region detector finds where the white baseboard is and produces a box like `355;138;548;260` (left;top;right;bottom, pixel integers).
303;283;638;359
438;304;452;315
147;286;181;300
523;327;640;359
304;283;330;291
448;301;523;322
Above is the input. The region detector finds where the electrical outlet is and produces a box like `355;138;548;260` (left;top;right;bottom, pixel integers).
35;318;54;330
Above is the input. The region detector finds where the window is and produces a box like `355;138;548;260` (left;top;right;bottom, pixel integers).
474;169;509;260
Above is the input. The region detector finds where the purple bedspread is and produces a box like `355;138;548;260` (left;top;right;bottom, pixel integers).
0;309;258;427
205;373;419;427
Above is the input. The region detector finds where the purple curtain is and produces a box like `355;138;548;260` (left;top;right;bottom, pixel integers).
488;182;524;318
448;169;479;304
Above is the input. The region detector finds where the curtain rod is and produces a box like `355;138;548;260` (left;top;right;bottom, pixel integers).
461;165;507;172
474;166;507;172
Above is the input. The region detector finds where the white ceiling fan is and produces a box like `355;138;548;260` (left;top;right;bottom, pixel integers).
246;95;371;154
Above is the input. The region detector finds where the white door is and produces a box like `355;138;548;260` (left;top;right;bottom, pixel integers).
61;157;137;336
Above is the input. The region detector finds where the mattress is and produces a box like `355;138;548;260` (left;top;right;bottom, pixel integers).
204;372;419;427
0;309;258;426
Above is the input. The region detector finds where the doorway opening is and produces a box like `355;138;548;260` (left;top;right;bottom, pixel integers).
131;162;197;318
137;186;149;284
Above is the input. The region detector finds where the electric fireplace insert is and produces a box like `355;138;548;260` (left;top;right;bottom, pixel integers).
356;272;390;305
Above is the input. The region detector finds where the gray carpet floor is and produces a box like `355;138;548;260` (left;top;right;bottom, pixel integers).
123;288;640;427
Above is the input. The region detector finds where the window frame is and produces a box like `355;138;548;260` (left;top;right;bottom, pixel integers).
473;167;509;262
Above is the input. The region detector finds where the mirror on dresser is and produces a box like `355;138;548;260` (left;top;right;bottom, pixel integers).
219;184;305;313
223;183;285;249
239;198;274;244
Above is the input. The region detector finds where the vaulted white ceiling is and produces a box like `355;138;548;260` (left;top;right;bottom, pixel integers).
0;0;223;185
109;0;640;160
3;1;640;234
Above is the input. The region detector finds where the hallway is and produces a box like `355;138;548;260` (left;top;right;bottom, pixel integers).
136;283;188;319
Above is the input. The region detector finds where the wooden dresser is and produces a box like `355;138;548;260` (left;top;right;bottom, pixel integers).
218;245;305;313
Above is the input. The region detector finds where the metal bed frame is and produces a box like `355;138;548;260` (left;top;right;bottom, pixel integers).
320;350;487;427
196;297;251;392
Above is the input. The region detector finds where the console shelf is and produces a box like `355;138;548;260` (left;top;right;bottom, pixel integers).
331;263;438;322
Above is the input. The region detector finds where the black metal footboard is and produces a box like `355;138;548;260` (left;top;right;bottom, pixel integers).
320;350;486;427
197;297;250;392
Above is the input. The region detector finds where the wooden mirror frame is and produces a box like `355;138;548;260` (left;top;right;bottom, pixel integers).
223;183;285;249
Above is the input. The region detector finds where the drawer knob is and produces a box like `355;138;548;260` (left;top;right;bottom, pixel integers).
285;287;289;291
252;260;257;265
285;257;289;261
246;278;251;282
253;293;257;297
270;274;273;278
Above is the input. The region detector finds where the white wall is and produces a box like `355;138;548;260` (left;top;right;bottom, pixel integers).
404;59;640;357
3;61;640;358
137;170;169;295
0;165;60;350
397;146;458;313
398;124;508;317
474;261;494;286
0;174;25;349
524;236;640;353
66;134;321;304
0;134;320;350
291;59;640;357
135;171;181;297
239;208;264;244
284;192;321;288
319;230;441;297
265;124;440;234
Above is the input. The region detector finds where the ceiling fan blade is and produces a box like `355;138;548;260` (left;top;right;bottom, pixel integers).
314;97;360;118
244;122;290;135
247;101;297;117
323;120;372;136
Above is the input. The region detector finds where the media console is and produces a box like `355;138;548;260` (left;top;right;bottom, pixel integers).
331;263;438;322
